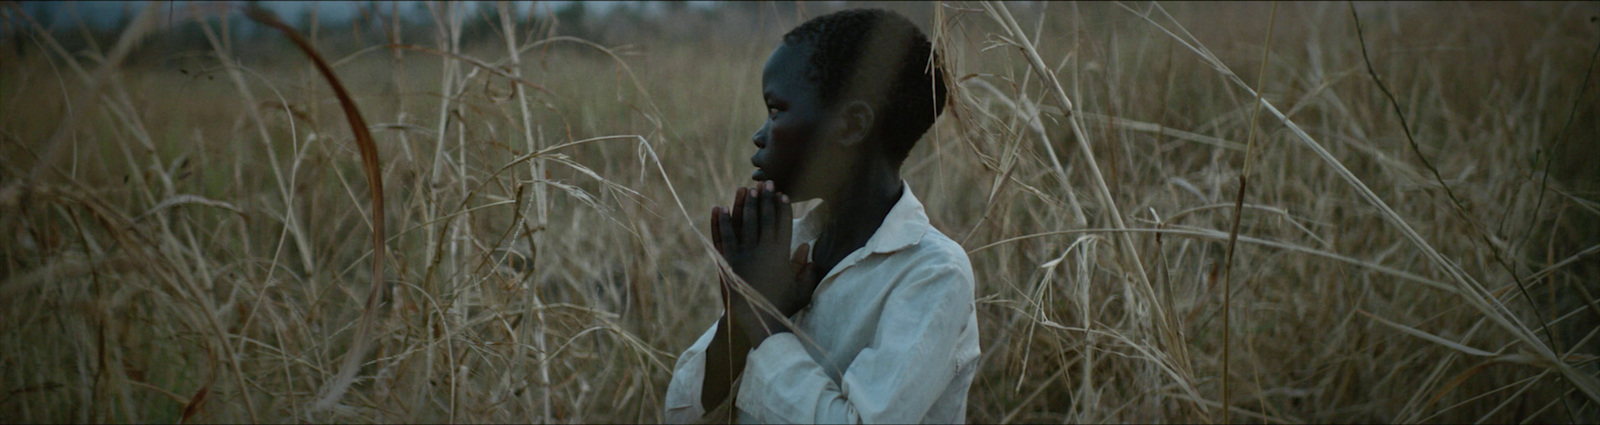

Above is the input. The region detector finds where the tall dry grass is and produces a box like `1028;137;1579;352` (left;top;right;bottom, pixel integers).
2;1;1599;423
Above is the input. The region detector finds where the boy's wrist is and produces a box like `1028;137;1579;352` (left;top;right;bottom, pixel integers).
741;313;791;346
718;312;753;349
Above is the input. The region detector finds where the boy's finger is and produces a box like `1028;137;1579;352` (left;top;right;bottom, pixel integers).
718;209;739;254
732;187;748;237
776;192;793;248
711;207;724;254
796;260;818;295
742;187;761;246
794;243;818;293
760;181;777;242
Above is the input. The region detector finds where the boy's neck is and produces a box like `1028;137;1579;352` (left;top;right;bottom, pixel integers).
815;157;904;255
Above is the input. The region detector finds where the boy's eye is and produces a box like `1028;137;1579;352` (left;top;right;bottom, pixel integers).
768;107;779;117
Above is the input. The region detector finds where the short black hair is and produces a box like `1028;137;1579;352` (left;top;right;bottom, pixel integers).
782;9;947;163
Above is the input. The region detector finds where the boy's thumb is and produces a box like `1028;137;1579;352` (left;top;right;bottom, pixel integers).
792;243;811;265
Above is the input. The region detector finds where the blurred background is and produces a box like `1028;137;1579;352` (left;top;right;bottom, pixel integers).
3;1;1599;423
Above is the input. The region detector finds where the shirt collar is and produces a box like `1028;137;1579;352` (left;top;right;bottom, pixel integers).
793;180;930;257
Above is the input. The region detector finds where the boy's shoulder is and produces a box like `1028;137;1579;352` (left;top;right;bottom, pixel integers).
865;184;974;287
863;220;973;301
905;225;975;284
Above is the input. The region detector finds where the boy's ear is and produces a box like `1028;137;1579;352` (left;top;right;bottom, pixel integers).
832;100;875;148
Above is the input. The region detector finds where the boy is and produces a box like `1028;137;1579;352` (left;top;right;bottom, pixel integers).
664;9;979;424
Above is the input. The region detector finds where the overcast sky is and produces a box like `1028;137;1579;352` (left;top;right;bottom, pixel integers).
18;1;719;29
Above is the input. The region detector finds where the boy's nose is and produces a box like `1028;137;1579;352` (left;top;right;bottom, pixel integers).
752;130;766;148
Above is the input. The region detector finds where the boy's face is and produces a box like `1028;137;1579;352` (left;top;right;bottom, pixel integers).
752;42;835;200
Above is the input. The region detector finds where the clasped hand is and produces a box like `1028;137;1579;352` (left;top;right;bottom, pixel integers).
711;181;817;344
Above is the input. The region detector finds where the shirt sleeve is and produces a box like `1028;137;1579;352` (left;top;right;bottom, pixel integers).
663;321;719;423
734;261;975;423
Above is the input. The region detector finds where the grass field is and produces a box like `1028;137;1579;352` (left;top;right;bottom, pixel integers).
3;1;1600;422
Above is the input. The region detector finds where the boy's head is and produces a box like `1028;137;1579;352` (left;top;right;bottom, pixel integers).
751;9;947;200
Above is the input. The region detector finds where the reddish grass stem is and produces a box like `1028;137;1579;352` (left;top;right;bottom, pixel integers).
241;4;386;414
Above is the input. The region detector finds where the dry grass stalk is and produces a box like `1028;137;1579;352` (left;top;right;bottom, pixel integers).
494;1;551;421
1221;4;1280;422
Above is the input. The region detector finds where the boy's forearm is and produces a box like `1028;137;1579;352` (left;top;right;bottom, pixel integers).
701;277;800;410
701;315;751;411
728;297;793;346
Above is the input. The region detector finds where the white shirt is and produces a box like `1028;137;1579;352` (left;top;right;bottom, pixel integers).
664;182;981;424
